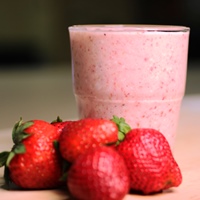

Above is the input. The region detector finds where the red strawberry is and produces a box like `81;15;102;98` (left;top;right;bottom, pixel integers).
0;119;63;189
51;116;72;134
116;128;182;194
59;118;118;163
67;146;130;200
59;116;131;163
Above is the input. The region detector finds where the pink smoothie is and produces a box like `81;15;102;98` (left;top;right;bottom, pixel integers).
69;25;190;146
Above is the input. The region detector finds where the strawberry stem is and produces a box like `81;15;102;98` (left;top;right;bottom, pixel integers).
51;116;63;123
111;115;131;143
12;118;33;144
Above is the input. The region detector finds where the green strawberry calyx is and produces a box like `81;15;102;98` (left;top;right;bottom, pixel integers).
12;118;33;144
6;118;33;164
51;116;63;124
0;151;11;187
0;118;32;165
111;115;131;143
0;151;10;167
0;118;34;187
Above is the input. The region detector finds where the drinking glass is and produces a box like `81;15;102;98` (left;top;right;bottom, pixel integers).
68;25;190;147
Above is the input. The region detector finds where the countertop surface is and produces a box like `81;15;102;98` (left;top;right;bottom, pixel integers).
0;94;200;200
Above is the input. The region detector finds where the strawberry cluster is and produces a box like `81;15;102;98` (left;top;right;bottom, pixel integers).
0;116;182;200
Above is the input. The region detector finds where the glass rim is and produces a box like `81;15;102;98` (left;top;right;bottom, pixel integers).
68;24;190;33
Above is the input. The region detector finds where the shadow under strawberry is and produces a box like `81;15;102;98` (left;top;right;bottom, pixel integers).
129;188;174;195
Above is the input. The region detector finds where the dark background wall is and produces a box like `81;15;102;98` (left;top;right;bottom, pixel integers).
0;0;199;68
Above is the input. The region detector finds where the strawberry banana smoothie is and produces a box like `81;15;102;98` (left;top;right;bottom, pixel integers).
69;25;190;146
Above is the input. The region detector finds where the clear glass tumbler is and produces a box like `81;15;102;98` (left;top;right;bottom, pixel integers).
68;25;190;147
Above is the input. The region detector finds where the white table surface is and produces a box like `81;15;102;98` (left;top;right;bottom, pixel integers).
0;94;200;200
